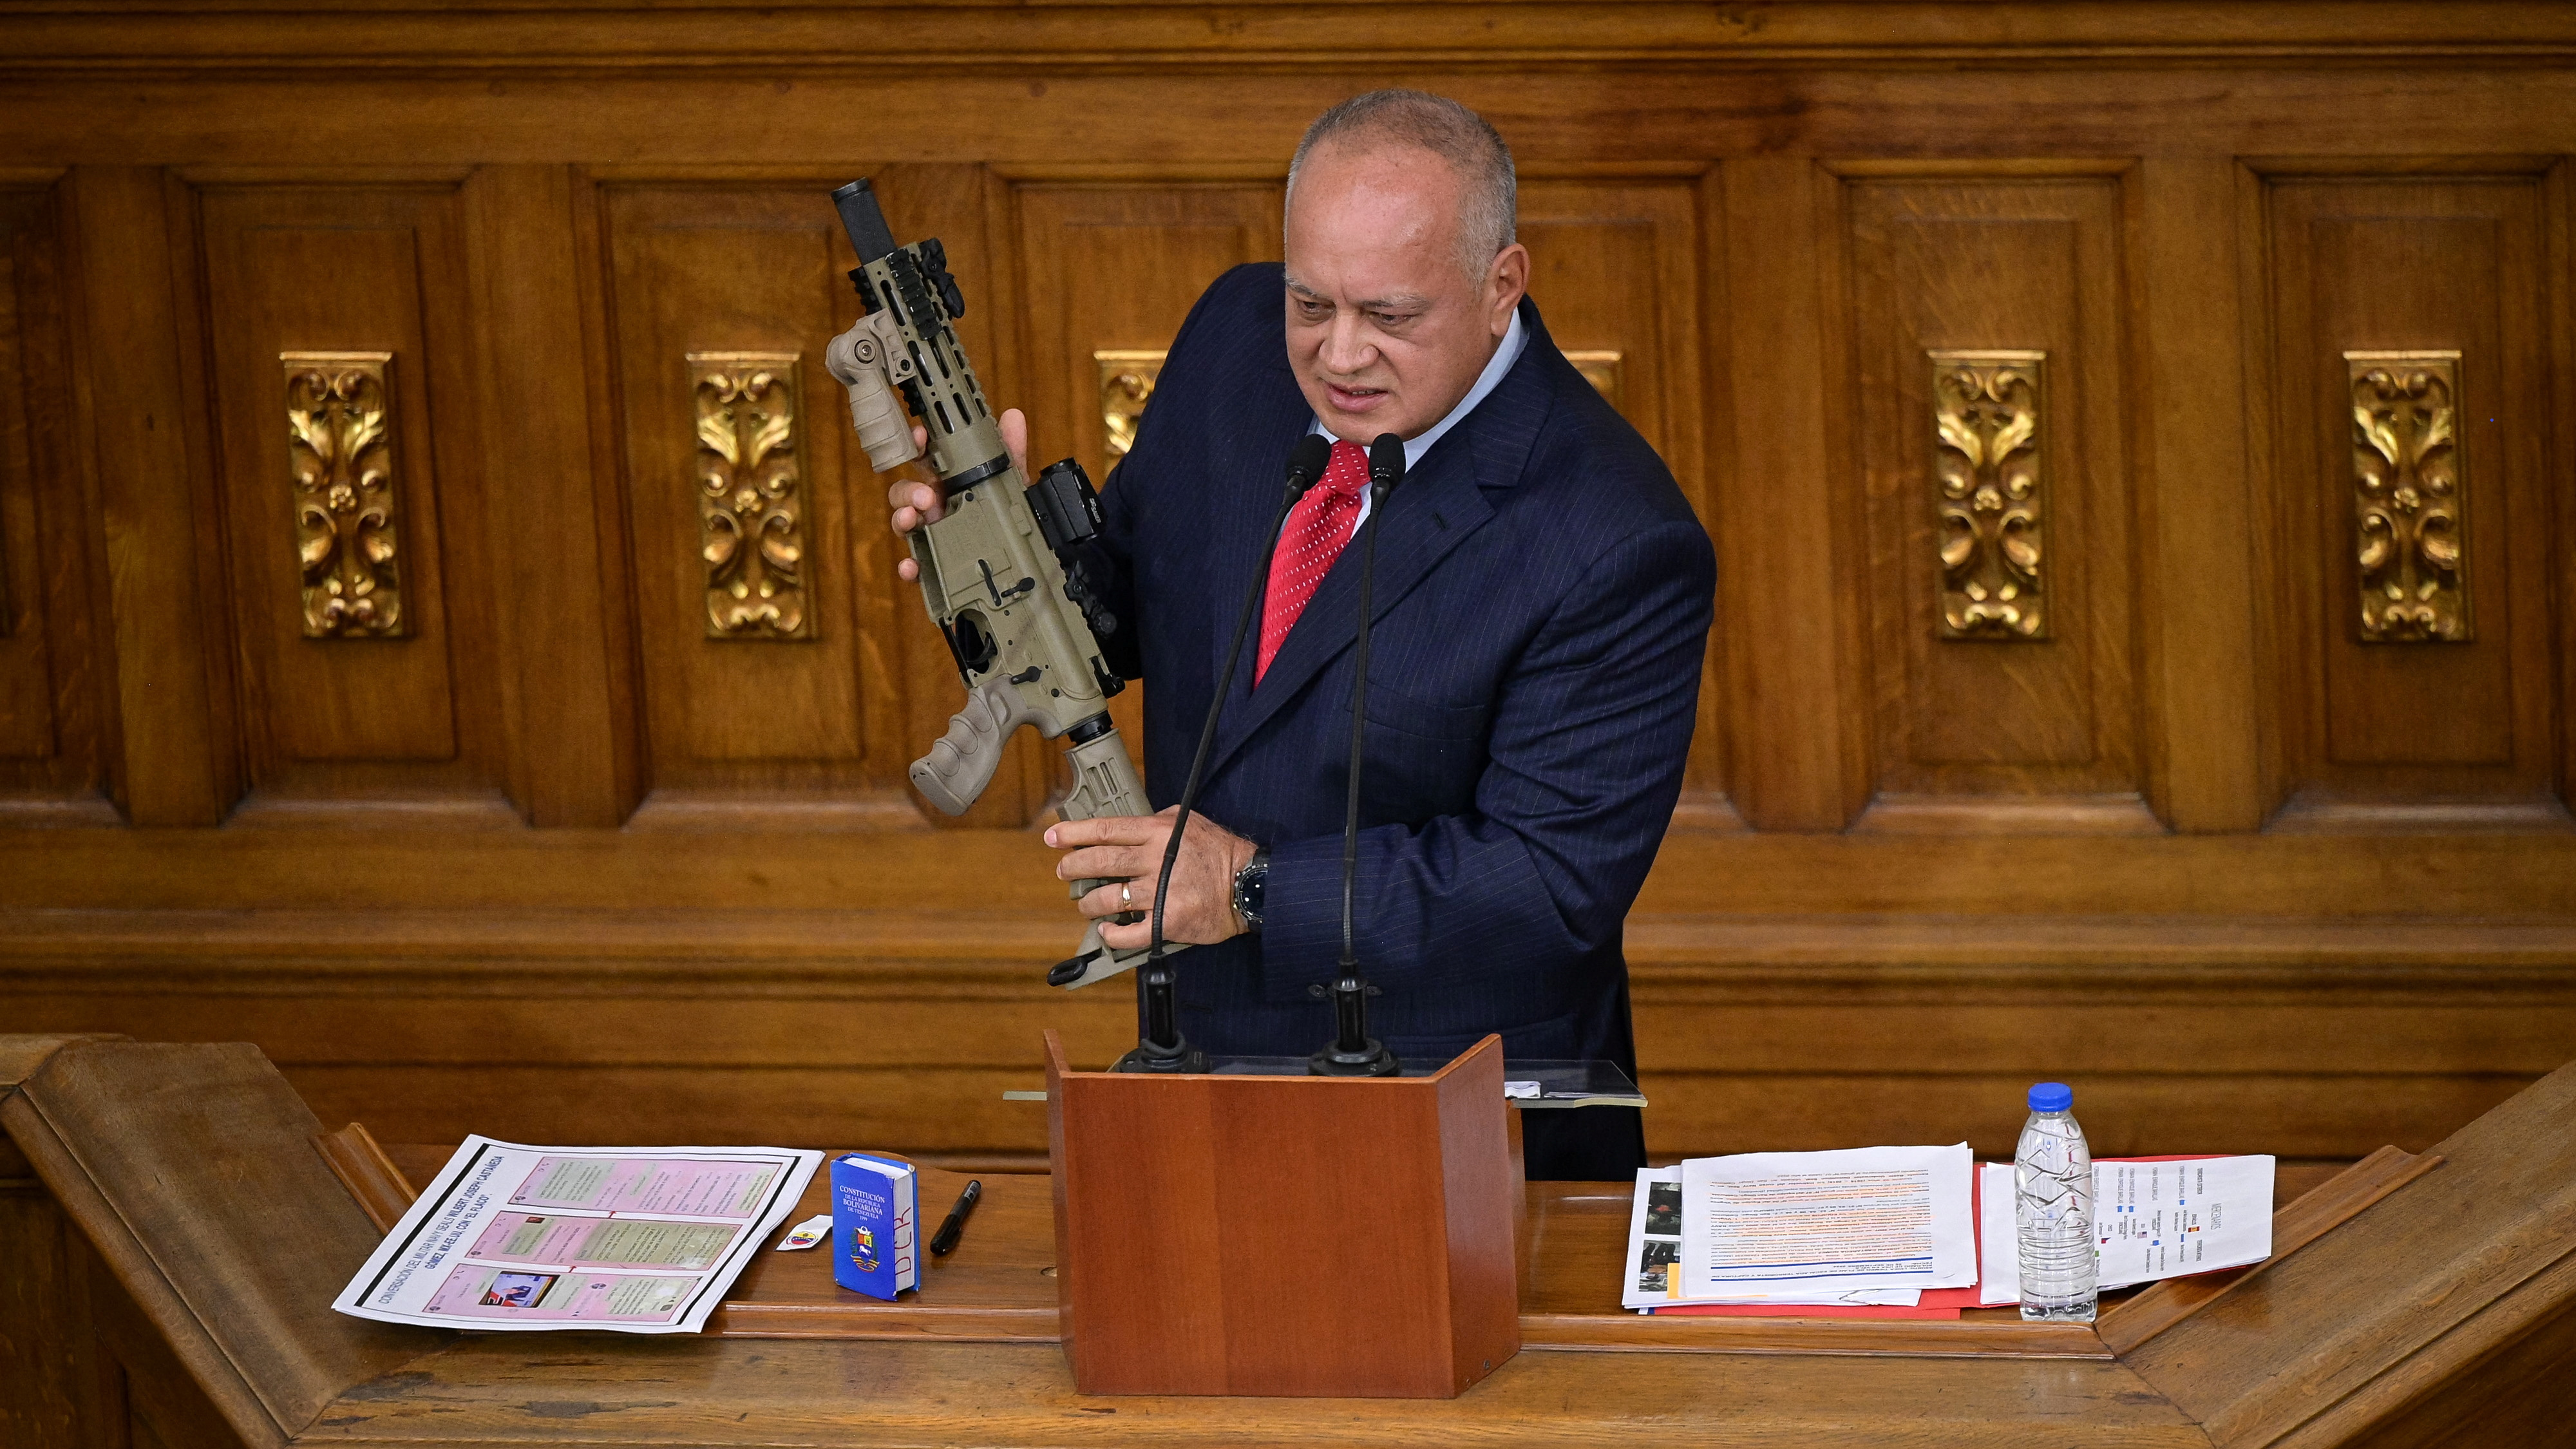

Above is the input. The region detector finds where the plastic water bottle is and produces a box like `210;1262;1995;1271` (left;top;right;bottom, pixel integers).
2015;1081;2097;1321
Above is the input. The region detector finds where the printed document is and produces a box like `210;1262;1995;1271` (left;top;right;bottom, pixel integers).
1622;1168;1923;1309
1978;1155;2275;1305
1674;1145;1976;1300
333;1136;821;1333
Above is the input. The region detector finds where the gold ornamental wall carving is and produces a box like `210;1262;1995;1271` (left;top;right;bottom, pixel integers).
691;352;810;641
1930;350;2046;641
285;351;407;639
1095;350;1161;471
2347;350;2469;643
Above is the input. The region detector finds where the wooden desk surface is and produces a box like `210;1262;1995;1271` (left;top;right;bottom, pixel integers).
11;1037;2571;1449
145;1161;2221;1449
384;1144;2340;1357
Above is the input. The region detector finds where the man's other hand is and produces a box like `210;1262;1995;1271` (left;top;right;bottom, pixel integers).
1047;807;1255;949
890;407;1028;583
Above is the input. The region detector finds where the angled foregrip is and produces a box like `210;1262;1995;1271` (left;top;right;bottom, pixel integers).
910;683;1039;817
824;314;921;475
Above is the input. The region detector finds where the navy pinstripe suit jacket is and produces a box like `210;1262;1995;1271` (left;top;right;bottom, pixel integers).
1096;263;1716;1175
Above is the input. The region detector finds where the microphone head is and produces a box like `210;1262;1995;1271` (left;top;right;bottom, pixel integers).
1285;433;1334;498
1367;432;1406;491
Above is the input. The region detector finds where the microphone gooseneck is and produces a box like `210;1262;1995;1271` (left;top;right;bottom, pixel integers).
1310;432;1403;1078
1114;432;1335;1074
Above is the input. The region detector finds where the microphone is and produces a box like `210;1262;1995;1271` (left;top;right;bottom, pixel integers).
1309;432;1403;1078
1114;431;1336;1074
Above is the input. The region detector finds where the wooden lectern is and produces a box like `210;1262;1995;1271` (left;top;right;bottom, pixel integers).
1042;1030;1522;1397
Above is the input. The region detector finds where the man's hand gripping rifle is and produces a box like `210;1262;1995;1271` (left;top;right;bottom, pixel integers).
824;178;1159;993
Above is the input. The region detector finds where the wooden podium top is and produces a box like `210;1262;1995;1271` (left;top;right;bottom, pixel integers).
8;1034;2573;1448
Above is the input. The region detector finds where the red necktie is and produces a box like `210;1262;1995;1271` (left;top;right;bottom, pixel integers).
1256;439;1370;683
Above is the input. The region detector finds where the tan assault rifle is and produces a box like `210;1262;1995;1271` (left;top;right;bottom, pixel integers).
824;177;1158;992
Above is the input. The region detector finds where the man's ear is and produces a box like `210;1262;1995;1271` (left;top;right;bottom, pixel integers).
1486;243;1531;333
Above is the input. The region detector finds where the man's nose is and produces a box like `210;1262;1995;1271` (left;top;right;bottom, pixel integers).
1318;314;1376;375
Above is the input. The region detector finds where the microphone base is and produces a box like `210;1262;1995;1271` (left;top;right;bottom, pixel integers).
1307;1039;1402;1077
1113;1038;1209;1074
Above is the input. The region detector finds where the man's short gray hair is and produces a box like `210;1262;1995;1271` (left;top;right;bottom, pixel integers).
1286;90;1517;279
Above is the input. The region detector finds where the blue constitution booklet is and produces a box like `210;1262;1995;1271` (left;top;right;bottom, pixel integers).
831;1153;920;1300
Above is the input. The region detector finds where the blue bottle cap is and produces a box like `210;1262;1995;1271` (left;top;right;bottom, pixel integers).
2028;1081;2074;1112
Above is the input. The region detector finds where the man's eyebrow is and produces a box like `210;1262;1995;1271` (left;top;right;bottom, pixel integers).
1281;278;1432;312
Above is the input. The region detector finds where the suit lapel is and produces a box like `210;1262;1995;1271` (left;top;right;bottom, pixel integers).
1202;300;1559;780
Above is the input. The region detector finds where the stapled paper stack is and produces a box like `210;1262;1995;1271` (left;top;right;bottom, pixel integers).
1624;1144;1976;1312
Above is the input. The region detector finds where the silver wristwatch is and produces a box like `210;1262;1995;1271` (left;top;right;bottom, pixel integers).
1231;849;1271;933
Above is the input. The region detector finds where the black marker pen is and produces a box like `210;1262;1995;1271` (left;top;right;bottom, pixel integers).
929;1179;981;1257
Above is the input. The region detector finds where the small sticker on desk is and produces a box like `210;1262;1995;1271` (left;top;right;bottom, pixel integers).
1504;1081;1541;1099
775;1215;831;1251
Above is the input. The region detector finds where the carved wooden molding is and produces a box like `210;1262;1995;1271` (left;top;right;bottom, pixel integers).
284;351;406;639
1095;350;1160;473
691;352;808;641
15;8;2572;77
2347;350;2469;643
1562;349;1624;412
1931;349;2046;641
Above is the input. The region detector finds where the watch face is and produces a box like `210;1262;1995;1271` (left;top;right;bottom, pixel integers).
1234;858;1267;925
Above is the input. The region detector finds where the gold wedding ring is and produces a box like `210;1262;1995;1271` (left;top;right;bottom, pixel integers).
1120;882;1132;908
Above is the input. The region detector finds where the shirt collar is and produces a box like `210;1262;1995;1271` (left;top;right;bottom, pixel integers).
1310;305;1528;469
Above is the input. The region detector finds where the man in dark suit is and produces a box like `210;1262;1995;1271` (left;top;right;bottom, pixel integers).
890;91;1715;1179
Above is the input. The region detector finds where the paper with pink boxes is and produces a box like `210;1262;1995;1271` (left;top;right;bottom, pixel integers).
333;1135;821;1333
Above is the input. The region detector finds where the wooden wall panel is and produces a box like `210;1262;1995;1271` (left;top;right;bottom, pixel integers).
66;169;236;826
1517;180;1707;500
601;182;908;824
596;168;1043;829
196;180;507;816
2132;159;2267;832
465;164;635;828
1719;158;1864;831
1841;173;2148;831
0;182;109;817
1012;181;1284;483
2260;171;2566;828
